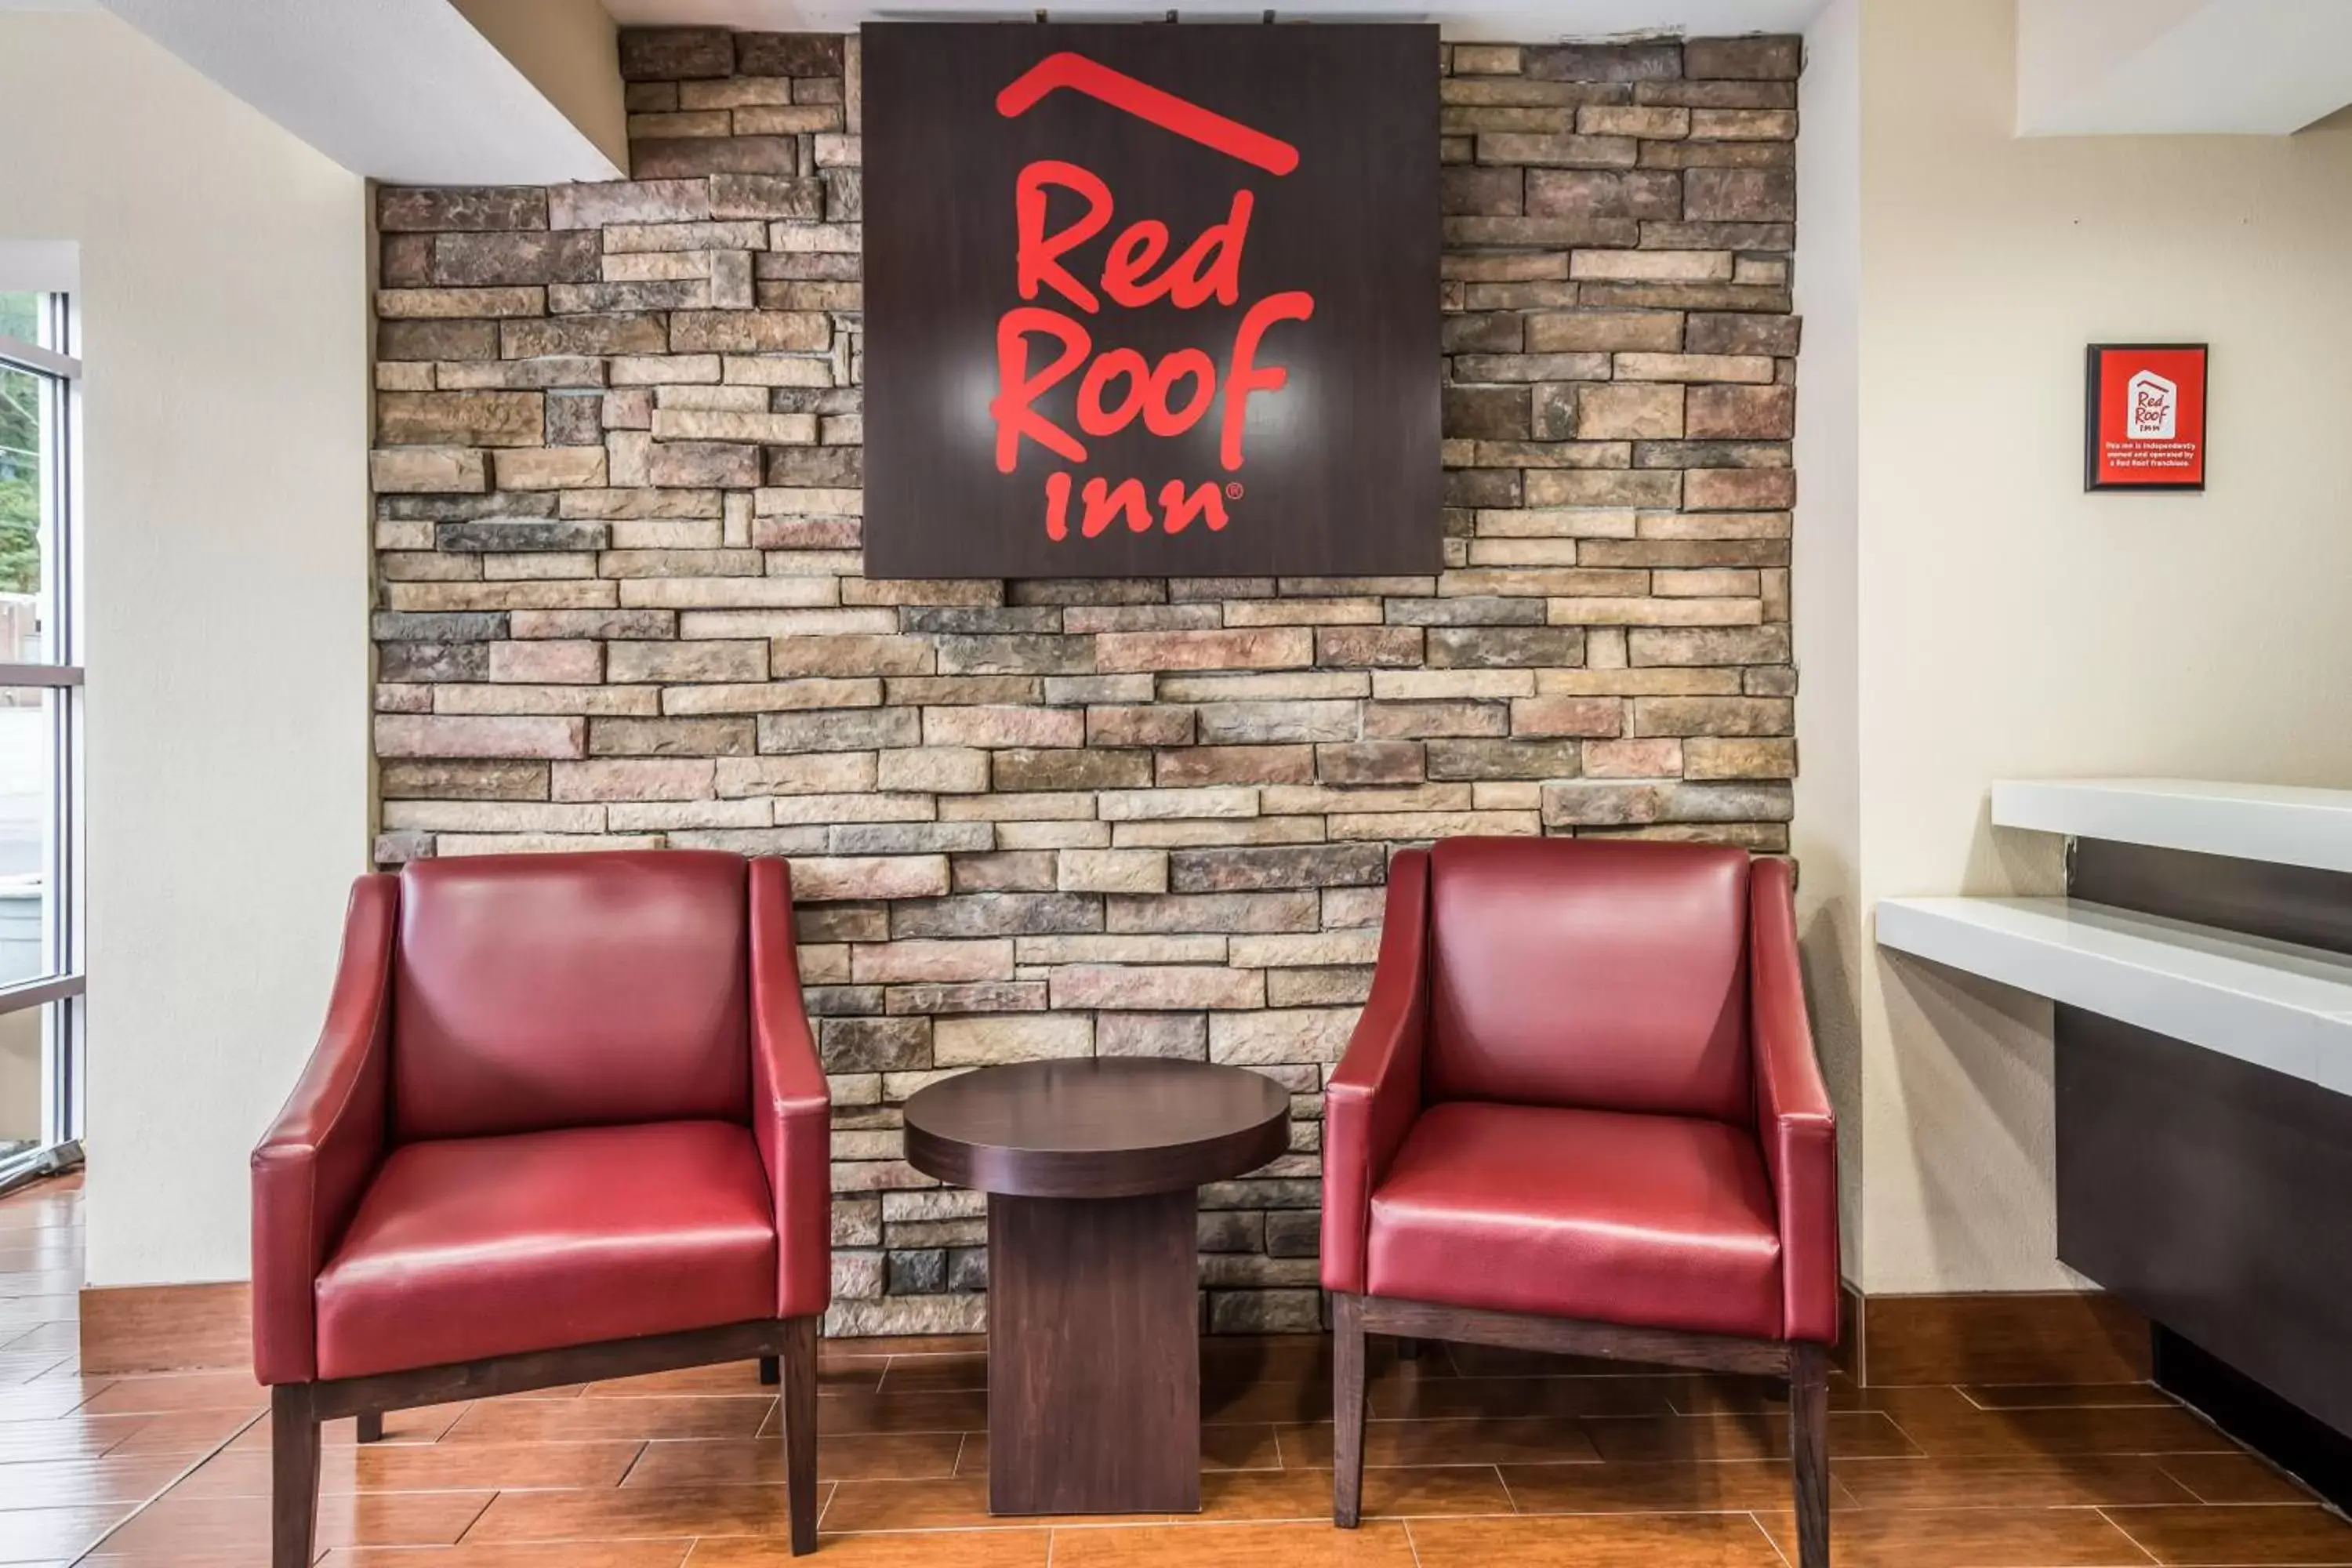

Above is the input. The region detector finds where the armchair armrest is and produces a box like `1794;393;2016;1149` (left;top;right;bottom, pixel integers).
750;858;833;1320
1749;857;1840;1345
251;873;398;1385
1321;848;1432;1295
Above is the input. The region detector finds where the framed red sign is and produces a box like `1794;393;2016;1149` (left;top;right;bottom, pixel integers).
2085;343;2208;492
862;23;1440;578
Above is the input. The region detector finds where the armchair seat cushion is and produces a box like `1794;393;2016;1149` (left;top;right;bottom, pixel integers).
315;1120;778;1381
1365;1101;1784;1340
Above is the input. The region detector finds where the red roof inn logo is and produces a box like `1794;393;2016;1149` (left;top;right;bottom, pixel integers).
2125;369;2176;440
991;53;1313;543
2087;343;2207;492
862;24;1439;578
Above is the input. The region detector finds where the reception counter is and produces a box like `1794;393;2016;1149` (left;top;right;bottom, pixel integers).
1878;779;2352;1504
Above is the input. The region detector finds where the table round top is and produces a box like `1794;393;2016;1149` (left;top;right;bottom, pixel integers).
901;1058;1293;1200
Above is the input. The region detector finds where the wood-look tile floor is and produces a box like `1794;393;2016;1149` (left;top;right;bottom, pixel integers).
2;1178;2346;1565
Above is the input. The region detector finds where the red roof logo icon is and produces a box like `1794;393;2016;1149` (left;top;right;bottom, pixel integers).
996;51;1300;177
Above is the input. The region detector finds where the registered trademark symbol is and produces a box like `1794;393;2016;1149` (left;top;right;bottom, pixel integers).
1225;483;1244;499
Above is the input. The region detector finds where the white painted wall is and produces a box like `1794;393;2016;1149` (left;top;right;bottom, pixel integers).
0;12;371;1287
1791;0;1864;1284
1852;0;2352;1291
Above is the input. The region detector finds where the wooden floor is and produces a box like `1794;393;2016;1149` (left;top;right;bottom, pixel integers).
2;1178;2347;1565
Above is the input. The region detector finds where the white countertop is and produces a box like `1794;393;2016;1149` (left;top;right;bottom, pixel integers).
1876;895;2352;1098
1991;778;2352;874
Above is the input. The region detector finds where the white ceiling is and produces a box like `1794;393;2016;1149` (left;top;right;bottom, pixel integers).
89;0;622;184
604;0;1833;45
2018;0;2352;135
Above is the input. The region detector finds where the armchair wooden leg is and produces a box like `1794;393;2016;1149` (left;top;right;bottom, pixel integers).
779;1316;820;1555
759;1355;780;1386
1332;1291;1367;1528
356;1410;384;1443
1790;1341;1831;1568
270;1384;319;1568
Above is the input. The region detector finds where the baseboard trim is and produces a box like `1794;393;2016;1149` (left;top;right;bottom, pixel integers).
80;1282;251;1375
1860;1289;2149;1387
2155;1325;2352;1513
73;1277;2154;1387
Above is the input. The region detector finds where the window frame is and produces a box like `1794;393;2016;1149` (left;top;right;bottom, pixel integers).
0;289;85;1156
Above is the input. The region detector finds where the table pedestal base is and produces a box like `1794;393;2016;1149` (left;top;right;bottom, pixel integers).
985;1188;1200;1515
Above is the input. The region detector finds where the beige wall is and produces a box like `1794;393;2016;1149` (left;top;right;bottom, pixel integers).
1845;0;2352;1291
0;13;371;1287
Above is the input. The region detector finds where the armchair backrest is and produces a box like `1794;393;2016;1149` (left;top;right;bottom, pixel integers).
390;851;753;1142
1424;837;1753;1123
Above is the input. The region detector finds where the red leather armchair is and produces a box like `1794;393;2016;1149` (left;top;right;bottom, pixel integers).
253;851;831;1564
1323;838;1838;1566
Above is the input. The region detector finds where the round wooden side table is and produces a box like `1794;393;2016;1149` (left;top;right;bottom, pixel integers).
902;1056;1290;1516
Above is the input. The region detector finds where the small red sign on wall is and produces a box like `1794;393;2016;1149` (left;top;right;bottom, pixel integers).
2085;343;2208;492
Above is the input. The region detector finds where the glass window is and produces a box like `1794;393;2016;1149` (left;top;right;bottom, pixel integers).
0;292;79;1173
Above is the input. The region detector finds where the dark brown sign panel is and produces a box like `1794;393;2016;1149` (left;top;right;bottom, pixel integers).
862;23;1440;579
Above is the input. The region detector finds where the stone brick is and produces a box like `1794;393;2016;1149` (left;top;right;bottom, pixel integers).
1443;384;1530;441
876;747;989;793
735;32;844;75
494;448;608;490
1540;778;1793;826
1630;695;1793;735
1686;312;1802;357
1686;384;1796;440
1628;626;1790;666
634;136;798;178
1686;467;1797;509
1051;965;1263;1011
1427;626;1586;668
670;310;832;352
1093;629;1313;674
992;748;1150;792
710;173;826;220
646;441;761;488
1509;695;1624;736
820;1017;930;1073
934;1014;1091;1066
1684;167;1796;223
371;447;488;494
758;707;921;752
1168;844;1386;893
1098;1013;1210;1060
430;230;601;285
1684;35;1802;79
1058;849;1168;895
1475;134;1639;169
376;286;545;319
619;27;734;81
1425;739;1584;781
499;313;669;358
376;715;584;759
1523;42;1683;82
379;391;543;448
791;856;951;902
378;187;548;232
1683;737;1798;779
1315;742;1425;785
1582;738;1684;777
1692;108;1799;140
548;180;714;229
382;759;550;800
1574;383;1685;440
